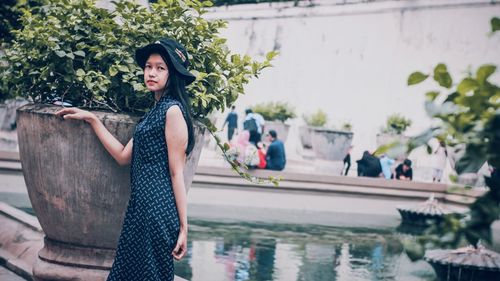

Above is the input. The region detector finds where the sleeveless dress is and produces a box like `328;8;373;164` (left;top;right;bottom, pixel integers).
106;95;186;281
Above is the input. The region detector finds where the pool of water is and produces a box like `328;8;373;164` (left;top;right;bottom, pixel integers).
174;220;436;281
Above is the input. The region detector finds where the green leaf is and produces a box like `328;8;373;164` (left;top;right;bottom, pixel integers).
433;63;453;88
408;72;429;86
403;240;425;261
424;101;459;117
266;51;278;61
109;66;118;77
132;83;143;91
425;91;439;101
457;78;479;95
66;52;75;59
407;127;442;149
74;50;86;57
55;50;66;57
455;144;486;174
118;65;129;72
76;69;85;76
373;141;406;158
476;64;496;84
492;17;500;32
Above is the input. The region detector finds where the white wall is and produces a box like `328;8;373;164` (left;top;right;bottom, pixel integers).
205;0;500;174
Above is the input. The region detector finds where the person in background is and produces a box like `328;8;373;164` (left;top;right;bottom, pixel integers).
379;154;395;179
432;140;448;182
265;130;286;171
244;108;265;146
342;146;353;176
223;105;238;141
230;130;251;164
357;151;382;177
256;142;267;169
394;159;413;181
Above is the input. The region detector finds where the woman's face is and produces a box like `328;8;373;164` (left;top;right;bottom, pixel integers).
144;53;169;93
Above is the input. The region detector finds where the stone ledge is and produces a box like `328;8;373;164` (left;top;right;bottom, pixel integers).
194;165;483;206
0;265;26;281
0;202;44;281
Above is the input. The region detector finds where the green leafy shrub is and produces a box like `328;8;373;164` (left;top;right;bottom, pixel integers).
303;109;327;127
0;0;280;185
0;0;44;44
251;101;296;122
0;0;276;118
382;113;412;135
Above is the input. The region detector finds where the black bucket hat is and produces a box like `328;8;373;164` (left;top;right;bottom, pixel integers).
135;38;196;85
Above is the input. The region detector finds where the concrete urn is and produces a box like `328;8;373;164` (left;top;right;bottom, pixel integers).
16;104;205;280
311;128;353;161
298;126;313;149
310;128;353;174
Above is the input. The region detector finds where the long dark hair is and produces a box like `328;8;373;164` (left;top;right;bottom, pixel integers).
159;53;195;155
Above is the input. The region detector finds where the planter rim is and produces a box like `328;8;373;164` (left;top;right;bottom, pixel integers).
16;103;208;127
376;132;408;137
266;120;291;124
311;127;353;134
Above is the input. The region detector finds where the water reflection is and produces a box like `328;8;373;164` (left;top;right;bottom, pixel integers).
174;221;436;281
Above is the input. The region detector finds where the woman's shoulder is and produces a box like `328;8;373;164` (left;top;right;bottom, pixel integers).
159;96;185;112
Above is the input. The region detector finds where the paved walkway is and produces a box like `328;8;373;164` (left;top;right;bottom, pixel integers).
0;266;25;281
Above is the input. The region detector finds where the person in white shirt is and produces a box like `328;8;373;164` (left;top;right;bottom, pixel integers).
432;141;448;182
244;108;265;145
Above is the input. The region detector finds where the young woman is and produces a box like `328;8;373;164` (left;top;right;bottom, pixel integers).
55;38;196;281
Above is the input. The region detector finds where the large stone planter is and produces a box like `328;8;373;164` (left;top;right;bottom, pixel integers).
264;120;290;142
299;126;313;149
310;128;353;174
17;104;204;281
311;128;353;161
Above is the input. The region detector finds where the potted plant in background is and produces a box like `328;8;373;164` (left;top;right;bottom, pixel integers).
376;113;412;160
300;109;353;174
0;0;276;280
300;109;327;149
341;121;352;132
251;101;295;142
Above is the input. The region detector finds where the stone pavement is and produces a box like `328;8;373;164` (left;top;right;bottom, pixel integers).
0;266;25;281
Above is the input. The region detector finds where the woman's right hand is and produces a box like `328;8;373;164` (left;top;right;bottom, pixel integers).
54;107;96;124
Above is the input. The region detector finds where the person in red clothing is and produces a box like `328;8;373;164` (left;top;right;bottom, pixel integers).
256;142;267;169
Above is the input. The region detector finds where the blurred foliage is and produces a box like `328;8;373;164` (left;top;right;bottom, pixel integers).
251;101;296;122
303;109;328;127
0;0;280;185
0;0;44;44
381;113;412;135
341;122;352;132
0;0;44;102
399;17;500;261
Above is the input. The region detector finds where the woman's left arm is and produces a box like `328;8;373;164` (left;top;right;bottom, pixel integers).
165;105;189;260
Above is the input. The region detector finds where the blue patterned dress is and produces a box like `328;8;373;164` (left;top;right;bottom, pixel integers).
106;95;186;281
